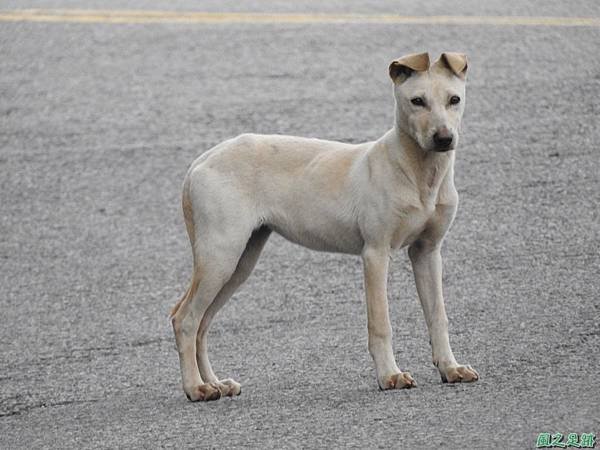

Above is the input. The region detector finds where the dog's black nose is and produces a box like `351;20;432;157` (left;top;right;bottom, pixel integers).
433;131;453;150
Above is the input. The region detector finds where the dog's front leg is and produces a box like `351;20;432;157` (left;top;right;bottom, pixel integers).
408;241;479;383
362;246;416;390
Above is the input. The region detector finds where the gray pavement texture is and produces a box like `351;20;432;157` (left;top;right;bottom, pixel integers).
1;1;600;449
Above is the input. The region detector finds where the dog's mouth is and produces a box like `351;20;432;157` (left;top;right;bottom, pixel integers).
430;144;455;153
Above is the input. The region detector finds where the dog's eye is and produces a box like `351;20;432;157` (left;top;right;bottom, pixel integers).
449;95;461;105
410;97;425;107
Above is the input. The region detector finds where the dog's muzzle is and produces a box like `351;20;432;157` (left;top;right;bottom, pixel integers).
432;130;454;152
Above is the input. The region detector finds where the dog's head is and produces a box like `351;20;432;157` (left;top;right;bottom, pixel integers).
389;52;468;152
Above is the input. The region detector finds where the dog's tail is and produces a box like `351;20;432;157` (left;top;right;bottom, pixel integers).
170;175;201;320
169;287;188;319
169;273;200;319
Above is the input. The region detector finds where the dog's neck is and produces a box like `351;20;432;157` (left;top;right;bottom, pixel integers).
385;125;454;195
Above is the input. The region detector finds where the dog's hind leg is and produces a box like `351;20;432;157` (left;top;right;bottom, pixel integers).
196;226;271;397
171;229;251;402
171;171;259;401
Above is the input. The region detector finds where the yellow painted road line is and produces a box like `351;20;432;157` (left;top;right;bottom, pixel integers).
0;9;599;27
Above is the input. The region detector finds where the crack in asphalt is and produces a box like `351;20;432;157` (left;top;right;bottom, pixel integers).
0;338;171;417
2;337;170;373
0;397;100;418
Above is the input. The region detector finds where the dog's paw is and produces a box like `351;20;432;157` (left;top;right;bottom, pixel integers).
215;378;242;397
184;383;222;402
440;364;479;383
379;371;417;390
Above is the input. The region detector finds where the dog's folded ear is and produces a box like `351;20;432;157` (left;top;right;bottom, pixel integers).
389;52;430;83
437;52;468;79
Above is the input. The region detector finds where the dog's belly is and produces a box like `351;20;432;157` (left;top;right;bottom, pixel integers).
267;214;364;255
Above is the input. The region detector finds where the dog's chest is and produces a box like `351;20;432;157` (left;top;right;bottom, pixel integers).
387;188;446;250
387;163;455;249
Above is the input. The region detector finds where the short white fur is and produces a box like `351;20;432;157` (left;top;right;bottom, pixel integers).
170;52;479;402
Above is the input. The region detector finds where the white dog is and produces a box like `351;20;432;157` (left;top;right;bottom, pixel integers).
170;52;479;401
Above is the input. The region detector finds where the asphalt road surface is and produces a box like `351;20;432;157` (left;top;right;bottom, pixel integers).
1;1;599;448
